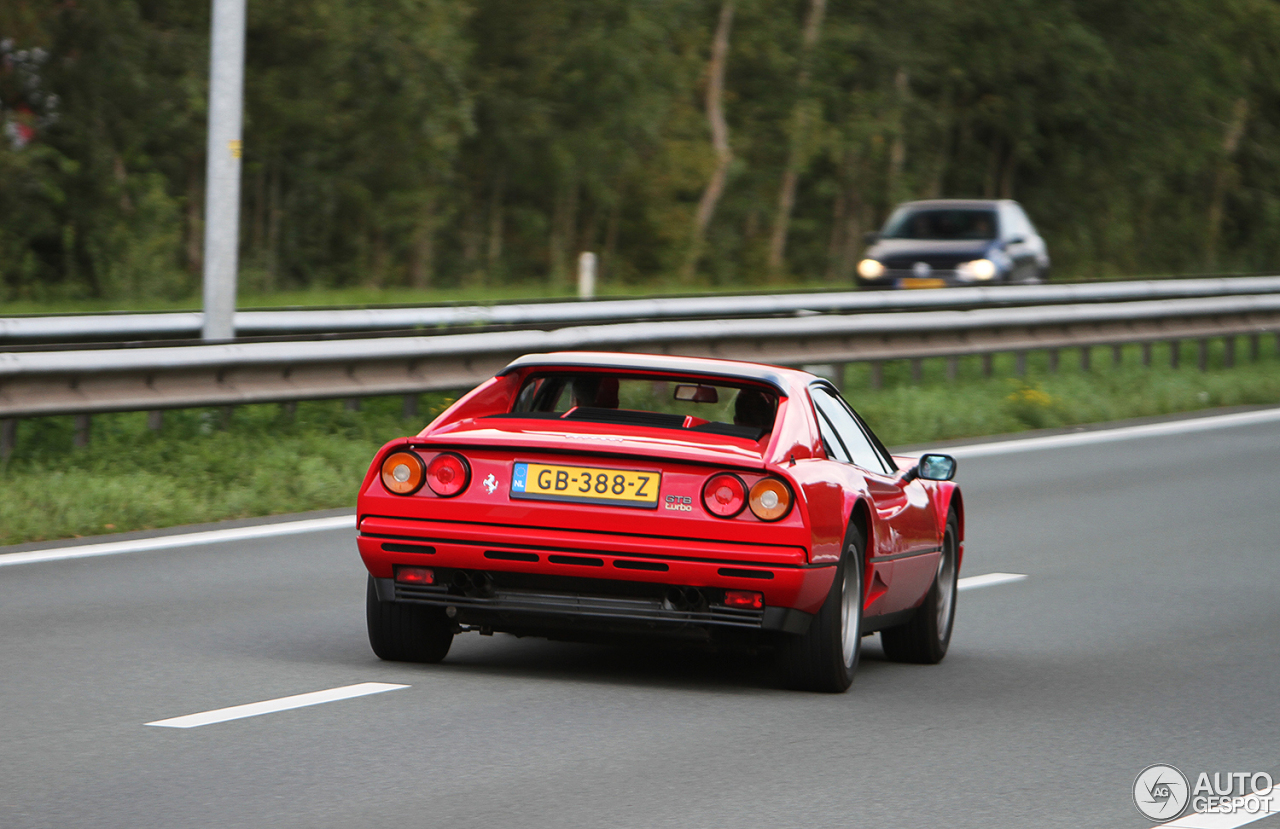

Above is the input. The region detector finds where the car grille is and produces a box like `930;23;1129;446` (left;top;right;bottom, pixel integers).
882;268;958;280
881;255;969;269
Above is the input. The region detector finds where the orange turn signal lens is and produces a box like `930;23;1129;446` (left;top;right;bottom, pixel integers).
381;451;426;495
748;477;792;521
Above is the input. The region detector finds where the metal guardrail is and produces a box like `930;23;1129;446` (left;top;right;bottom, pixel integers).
2;295;1278;430
5;275;1280;344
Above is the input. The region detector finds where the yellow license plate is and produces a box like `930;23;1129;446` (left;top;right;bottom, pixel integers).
901;277;948;289
511;462;661;508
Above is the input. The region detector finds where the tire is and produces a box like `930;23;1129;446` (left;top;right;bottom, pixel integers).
881;509;958;664
778;522;865;693
366;575;454;663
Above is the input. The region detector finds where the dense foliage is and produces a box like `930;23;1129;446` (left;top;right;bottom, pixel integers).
3;0;1280;303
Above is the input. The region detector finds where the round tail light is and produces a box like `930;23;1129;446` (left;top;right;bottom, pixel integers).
381;451;426;495
426;452;470;497
702;473;747;518
749;477;793;521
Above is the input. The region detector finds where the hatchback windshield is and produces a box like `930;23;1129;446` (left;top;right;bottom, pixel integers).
882;208;997;240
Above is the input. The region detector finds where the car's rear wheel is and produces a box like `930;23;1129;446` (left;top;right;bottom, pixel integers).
366;576;454;663
778;522;864;693
881;509;958;664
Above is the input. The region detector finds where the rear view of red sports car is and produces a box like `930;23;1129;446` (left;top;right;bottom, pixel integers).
356;352;962;692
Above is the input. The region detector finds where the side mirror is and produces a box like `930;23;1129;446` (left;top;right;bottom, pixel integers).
918;453;957;481
898;453;957;484
863;231;880;245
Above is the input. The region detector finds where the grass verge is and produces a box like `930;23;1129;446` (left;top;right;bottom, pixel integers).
1;338;1277;546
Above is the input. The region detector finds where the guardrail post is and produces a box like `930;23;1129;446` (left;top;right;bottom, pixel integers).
1141;342;1152;366
1170;340;1181;369
1112;344;1123;367
1048;349;1059;373
220;406;234;428
577;252;597;300
1197;339;1209;371
869;361;883;389
1223;336;1235;368
403;394;419;419
148;410;163;431
1249;334;1260;361
74;414;91;448
1014;351;1027;376
946;356;958;381
1;419;15;462
345;398;360;412
1080;346;1091;372
282;401;296;420
910;358;923;383
982;354;994;378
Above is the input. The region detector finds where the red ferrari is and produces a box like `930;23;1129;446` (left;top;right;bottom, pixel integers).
356;352;962;692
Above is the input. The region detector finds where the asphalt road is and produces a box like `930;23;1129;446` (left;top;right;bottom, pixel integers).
2;416;1278;829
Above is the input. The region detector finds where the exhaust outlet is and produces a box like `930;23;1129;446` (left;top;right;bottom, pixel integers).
663;586;704;611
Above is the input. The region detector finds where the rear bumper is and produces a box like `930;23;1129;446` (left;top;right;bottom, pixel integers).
357;514;833;620
371;575;814;635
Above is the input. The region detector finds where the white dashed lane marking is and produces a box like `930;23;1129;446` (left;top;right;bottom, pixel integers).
145;682;407;729
957;572;1027;592
1157;799;1280;829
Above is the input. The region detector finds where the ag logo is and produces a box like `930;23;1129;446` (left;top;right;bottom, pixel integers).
482;473;499;494
1134;764;1190;821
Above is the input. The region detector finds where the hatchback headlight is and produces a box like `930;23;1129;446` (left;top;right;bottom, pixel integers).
857;259;886;279
957;258;997;281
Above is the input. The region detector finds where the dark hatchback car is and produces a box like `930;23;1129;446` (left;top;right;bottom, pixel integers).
856;199;1049;289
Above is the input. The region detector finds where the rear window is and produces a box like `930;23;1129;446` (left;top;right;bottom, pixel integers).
496;373;779;440
882;208;997;240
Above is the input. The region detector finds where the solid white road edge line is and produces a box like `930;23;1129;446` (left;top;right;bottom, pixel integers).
1157;796;1280;829
938;406;1280;459
957;572;1027;592
0;514;355;568
145;682;408;729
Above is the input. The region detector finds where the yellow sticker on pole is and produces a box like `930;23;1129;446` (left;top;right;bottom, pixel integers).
228;139;242;159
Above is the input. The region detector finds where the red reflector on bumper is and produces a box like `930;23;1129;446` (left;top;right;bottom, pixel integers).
395;566;434;585
723;590;764;609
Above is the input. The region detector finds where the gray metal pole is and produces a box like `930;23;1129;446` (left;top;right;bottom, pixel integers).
201;0;246;341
